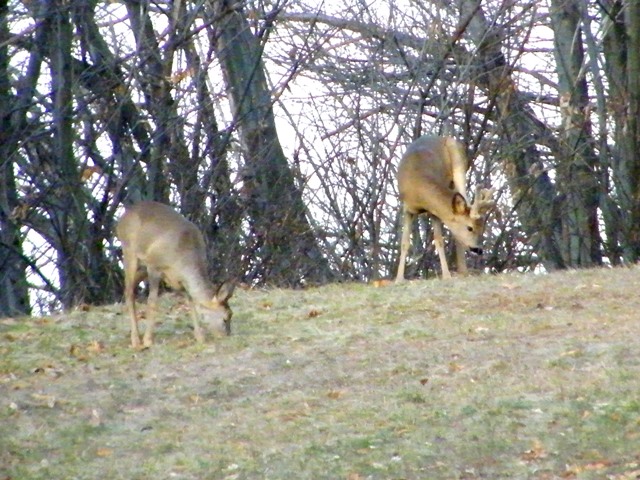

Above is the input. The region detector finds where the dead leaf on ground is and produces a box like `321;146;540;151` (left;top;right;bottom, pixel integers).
521;439;547;461
87;340;106;354
69;340;106;360
327;390;342;399
608;467;640;480
95;448;113;458
536;303;554;310
4;332;19;342
69;344;85;360
32;364;64;378
561;349;582;358
31;393;56;408
448;362;463;374
564;460;612;476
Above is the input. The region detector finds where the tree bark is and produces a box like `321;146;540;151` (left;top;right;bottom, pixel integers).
459;0;566;271
47;0;89;308
0;0;30;315
211;0;333;286
550;0;602;267
602;0;640;262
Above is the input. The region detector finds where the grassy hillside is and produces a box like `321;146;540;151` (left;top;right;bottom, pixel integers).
2;267;640;479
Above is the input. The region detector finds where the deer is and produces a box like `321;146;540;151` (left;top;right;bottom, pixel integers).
395;135;495;281
116;201;235;348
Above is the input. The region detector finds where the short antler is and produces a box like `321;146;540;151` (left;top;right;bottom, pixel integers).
470;188;495;219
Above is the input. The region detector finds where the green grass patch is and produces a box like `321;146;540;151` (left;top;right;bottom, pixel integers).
2;267;640;479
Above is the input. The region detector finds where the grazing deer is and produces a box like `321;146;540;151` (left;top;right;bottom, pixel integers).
396;135;494;281
116;201;235;348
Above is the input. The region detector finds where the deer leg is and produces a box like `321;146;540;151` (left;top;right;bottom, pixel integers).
396;209;415;282
455;240;468;275
123;250;142;348
142;269;161;347
189;300;205;343
432;218;452;279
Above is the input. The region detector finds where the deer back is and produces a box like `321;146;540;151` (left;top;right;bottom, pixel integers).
117;201;212;298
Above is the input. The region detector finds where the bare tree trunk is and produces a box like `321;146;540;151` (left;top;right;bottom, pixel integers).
0;0;30;316
459;0;566;271
550;0;602;267
124;0;186;205
47;0;85;309
602;0;640;262
37;1;119;309
211;0;333;286
124;0;242;280
182;40;242;281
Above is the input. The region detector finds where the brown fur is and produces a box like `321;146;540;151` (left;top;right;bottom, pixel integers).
116;201;235;348
396;136;494;280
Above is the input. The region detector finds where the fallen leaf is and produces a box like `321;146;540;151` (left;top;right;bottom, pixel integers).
561;349;582;358
4;332;18;341
448;362;463;373
521;439;547;461
32;364;64;378
96;448;113;457
564;460;612;476
69;344;88;361
327;390;342;399
584;461;611;470
31;393;56;408
536;303;554;310
87;340;105;354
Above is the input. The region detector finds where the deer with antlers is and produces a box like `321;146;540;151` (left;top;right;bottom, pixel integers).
396;135;495;280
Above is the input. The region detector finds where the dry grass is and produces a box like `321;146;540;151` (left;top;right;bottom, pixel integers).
2;266;640;479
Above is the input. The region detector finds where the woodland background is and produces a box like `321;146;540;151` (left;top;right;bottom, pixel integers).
0;0;639;316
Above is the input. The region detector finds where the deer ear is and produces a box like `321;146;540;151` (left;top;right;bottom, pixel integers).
452;193;469;215
214;281;235;302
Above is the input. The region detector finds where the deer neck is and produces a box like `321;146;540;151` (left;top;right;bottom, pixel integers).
179;267;214;303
